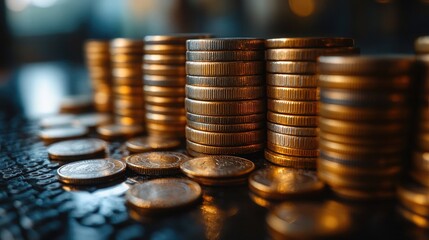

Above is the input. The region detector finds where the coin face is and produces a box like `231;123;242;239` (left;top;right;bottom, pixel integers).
249;166;324;199
47;138;107;160
57;159;126;184
126;152;190;175
39;126;88;143
180;155;255;178
126;136;181;152
126;178;201;211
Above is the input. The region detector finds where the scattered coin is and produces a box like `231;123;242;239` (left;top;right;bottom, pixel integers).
39;126;88;144
47;138;107;161
125;136;181;152
126;152;189;175
39;114;76;128
97;124;144;140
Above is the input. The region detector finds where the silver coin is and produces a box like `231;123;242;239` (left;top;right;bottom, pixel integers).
48;138;107;160
39;126;88;142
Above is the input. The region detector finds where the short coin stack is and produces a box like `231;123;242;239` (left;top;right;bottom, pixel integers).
84;40;113;113
317;56;415;200
143;35;211;138
110;39;145;127
185;38;266;156
264;38;358;169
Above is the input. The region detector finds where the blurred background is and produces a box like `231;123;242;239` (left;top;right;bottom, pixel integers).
0;0;428;118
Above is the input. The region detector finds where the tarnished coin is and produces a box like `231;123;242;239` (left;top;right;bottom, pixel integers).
125;152;189;175
267;130;318;149
73;113;112;128
126;136;181;152
39;114;76;128
97;124;144;140
39;126;89;144
267;122;318;136
180;155;255;179
57;159;126;185
47;138;107;161
249;166;324;199
265;37;354;48
126;178;201;214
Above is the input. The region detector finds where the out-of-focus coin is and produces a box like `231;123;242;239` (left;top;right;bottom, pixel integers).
268;99;318;115
266;74;318;88
144;44;186;54
113;85;144;95
144;34;212;44
57;159;126;185
265;37;355;48
266;47;359;61
125;152;189;175
73;113;112;128
186;75;263;87
185;85;264;100
146;112;186;123
180;155;255;179
39;114;76;128
110;38;143;48
145;95;185;106
187;38;265;51
97;124;144;140
267;86;318;100
142;64;186;76
319;103;408;121
186;61;264;76
397;205;429;228
85;40;110;53
266;61;316;74
415;36;429;53
319;118;406;136
143;74;186;87
186;50;265;61
249;166;324;199
143;54;186;64
186;120;263;133
39;126;89;144
320;89;408;107
266;202;351;239
60;95;94;114
186;140;264;155
145;104;185;115
47;138;107;161
318;74;411;90
126;136;181;152
126;178;201;214
185;126;264;146
186;112;265;124
266;142;319;157
144;85;185;97
185;98;265;115
267;111;318;127
264;149;316;169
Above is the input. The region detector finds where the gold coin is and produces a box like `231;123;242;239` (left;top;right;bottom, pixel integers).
47;138;107;161
397;205;429;228
186;112;265;124
85;40;109;53
39;114;76;128
185;85;264;100
126;178;201;214
264;149;316;169
111;38;143;48
267;122;317;136
265;37;355;48
186;126;263;146
320;88;408;106
319;138;403;155
111;54;142;63
113;77;142;86
267;130;318;149
126;136;181;152
319;118;406;136
266;61;316;74
267;141;319;157
318;55;415;75
318;74;411;90
319;149;402;166
318;170;397;189
39;126;89;144
249;166;324;199
319;103;409;121
147;129;184;138
266;47;359;61
186;50;265;61
266;74;317;88
187;38;265;51
143;74;186;87
144;34;212;44
57;159;126;185
145;122;185;131
185;98;265;115
413;151;429;172
184;175;248;186
267;111;318;127
115;108;145;118
110;47;143;55
146;112;186;123
180;155;255;178
186;75;263;87
186;120;263;133
415;36;429;53
330;187;395;200
186;61;264;76
144;44;186;54
144;85;185;97
320;132;404;146
113;85;143;95
249;192;279;209
112;67;142;78
398;182;429;208
115;116;144;126
318;158;401;177
145;104;185;114
267;86;318;100
115;98;145;109
125;152;189;175
97;124;144;140
143;54;186;64
268;99;318;115
145;95;184;106
111;62;143;69
266;202;351;239
142;64;186;76
186;140;263;155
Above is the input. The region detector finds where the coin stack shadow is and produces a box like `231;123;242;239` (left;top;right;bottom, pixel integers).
143;35;211;138
264;38;358;169
185;38;266;156
317;55;415;200
84;40;113;113
110;39;145;127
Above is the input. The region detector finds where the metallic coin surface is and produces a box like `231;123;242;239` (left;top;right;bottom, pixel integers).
125;136;181;152
187;38;265;51
180;155;255;178
186;112;265;124
144;34;212;44
185;98;265;115
267;122;317;136
267;86;318;100
39;126;88;143
267;111;318;127
185;126;264;146
266;74;318;88
186;61;264;76
186;140;263;155
57;159;126;185
39;114;76;128
266;47;359;61
73;113;112;128
47;138;107;160
126;152;189;175
268;99;318;115
97;124;144;140
267;130;318;149
186;120;263;133
265;37;355;48
266;61;316;74
186;75;263;87
264;149;317;169
186;50;265;61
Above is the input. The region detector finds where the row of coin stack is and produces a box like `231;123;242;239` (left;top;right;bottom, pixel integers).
143;35;211;138
185;38;266;156
264;38;358;169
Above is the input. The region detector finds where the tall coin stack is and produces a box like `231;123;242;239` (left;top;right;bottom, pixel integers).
143;34;211;138
110;39;145;127
317;56;415;200
264;38;357;169
185;38;266;156
85;40;113;113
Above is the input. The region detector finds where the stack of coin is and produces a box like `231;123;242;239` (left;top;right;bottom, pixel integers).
143;34;211;138
84;40;113;112
110;39;145;127
415;36;429;55
317;56;415;200
185;38;266;156
264;38;358;169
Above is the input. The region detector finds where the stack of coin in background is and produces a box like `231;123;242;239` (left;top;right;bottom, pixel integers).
264;38;358;169
143;34;211;138
84;40;113;113
317;56;415;200
415;36;429;55
110;39;145;127
185;38;266;156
